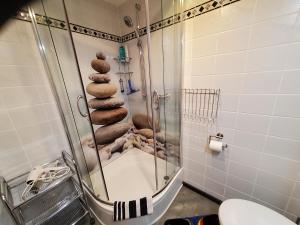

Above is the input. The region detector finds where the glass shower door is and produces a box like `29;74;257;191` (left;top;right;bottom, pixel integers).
28;0;109;200
147;0;183;191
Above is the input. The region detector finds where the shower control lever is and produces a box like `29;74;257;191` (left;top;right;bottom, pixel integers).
77;95;88;118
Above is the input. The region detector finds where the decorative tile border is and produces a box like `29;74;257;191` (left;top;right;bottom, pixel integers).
14;0;241;43
70;23;121;42
15;11;67;30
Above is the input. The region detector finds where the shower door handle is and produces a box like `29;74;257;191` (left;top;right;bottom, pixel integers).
77;95;88;118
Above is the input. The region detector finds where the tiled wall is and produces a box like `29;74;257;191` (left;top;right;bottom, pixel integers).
0;20;69;180
182;0;300;220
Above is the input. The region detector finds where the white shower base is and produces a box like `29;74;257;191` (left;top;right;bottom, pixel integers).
90;148;178;201
86;148;183;225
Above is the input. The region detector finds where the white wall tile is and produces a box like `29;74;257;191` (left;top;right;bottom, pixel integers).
234;130;266;152
246;45;288;72
227;175;253;195
193;10;222;38
206;152;229;171
285;43;300;70
224;186;250;200
183;157;206;176
218;111;237;129
191;56;216;76
292;182;300;199
205;177;225;196
235;113;271;134
0;131;21;151
219;94;239;112
215;52;246;74
0;87;42;108
249;14;297;48
270;117;300;140
256;170;294;195
238;95;276;115
182;0;300;215
206;166;226;183
228;161;257;183
286;198;300;216
280;70;300;94
192;35;217;57
230;146;261;168
184;169;205;188
219;0;256;30
241;72;282;94
254;0;300;21
259;154;300;180
9;105;49;129
0;111;13;131
190;76;215;89
214;74;243;94
217;27;250;54
274;95;300;118
264;136;300;161
253;185;289;209
0;147;31;180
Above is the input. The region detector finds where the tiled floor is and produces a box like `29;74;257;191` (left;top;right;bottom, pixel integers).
157;185;220;225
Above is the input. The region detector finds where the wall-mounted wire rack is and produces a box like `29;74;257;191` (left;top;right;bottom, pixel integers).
182;88;220;122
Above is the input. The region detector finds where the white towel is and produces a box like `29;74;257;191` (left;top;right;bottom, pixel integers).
113;197;153;221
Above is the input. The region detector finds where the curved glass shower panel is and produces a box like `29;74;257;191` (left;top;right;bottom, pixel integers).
29;0;109;200
28;0;182;204
148;0;183;191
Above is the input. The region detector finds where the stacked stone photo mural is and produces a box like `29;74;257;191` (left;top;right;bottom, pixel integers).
86;52;130;147
83;52;180;172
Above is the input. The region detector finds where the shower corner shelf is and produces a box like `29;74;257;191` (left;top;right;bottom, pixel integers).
113;57;132;64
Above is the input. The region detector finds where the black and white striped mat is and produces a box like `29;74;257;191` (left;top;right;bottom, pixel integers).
113;197;153;221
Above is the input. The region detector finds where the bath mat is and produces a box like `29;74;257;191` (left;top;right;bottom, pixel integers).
164;214;220;225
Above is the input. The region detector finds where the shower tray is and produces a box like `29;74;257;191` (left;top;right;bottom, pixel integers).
0;156;90;225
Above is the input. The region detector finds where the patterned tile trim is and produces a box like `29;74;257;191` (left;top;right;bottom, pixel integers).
70;23;121;42
183;0;241;21
14;0;240;43
15;10;67;30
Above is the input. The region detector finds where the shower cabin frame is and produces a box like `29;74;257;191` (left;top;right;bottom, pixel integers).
28;0;184;208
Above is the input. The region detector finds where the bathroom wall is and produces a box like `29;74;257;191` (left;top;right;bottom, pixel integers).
182;0;300;220
0;19;69;180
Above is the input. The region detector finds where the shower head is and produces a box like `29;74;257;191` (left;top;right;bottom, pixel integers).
123;16;134;27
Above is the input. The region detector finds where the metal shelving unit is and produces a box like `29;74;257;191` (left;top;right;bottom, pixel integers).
0;155;91;225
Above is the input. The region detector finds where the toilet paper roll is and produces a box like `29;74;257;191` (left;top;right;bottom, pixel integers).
209;140;223;152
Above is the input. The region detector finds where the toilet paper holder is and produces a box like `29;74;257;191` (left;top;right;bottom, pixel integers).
208;133;228;149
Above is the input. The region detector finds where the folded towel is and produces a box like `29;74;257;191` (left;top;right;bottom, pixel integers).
113;197;153;221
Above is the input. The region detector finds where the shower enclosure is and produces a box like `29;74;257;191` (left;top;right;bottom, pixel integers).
25;0;183;222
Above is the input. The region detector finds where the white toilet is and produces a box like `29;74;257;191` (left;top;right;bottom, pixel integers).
219;199;296;225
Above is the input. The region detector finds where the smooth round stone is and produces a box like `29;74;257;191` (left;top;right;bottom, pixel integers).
89;73;110;83
88;97;124;109
91;59;110;73
91;107;128;125
135;128;153;139
86;83;117;99
96;51;106;60
132;113;160;132
95;123;131;145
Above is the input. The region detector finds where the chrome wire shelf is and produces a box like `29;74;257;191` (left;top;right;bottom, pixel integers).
0;155;89;225
182;88;220;123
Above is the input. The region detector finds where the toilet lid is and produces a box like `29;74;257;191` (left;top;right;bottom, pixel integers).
219;199;295;225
